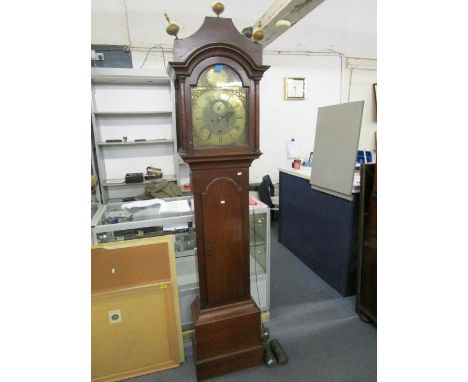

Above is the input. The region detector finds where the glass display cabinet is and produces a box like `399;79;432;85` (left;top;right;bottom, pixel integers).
91;196;270;330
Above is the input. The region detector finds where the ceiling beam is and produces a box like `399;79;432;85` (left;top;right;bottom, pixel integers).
252;0;327;47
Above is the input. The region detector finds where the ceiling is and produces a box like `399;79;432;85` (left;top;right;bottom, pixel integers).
91;0;376;58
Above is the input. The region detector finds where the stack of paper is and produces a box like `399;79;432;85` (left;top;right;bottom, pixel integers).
160;200;191;231
121;198;166;209
286;140;299;159
159;200;191;214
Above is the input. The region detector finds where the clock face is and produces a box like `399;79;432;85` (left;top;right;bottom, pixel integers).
191;65;248;148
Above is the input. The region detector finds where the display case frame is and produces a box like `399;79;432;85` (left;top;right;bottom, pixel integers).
91;196;270;330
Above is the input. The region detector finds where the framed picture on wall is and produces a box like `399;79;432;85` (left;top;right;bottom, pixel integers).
284;77;305;100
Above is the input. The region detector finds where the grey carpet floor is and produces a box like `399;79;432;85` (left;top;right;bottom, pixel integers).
127;223;377;382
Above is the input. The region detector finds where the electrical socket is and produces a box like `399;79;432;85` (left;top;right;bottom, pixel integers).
96;53;104;61
91;49;97;60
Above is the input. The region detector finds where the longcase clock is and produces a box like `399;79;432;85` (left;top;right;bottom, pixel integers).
168;8;269;381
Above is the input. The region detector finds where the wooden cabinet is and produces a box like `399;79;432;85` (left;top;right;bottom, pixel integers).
91;236;184;381
356;164;377;323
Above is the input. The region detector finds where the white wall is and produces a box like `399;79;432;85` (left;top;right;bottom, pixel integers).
351;69;377;151
91;1;377;185
91;0;377;58
268;0;377;58
95;49;377;185
342;58;377;152
252;53;342;184
118;50;345;184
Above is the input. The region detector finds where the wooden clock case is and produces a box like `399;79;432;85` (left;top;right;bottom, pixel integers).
168;16;269;380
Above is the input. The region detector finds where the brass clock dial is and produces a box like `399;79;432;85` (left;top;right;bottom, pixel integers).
191;65;248;147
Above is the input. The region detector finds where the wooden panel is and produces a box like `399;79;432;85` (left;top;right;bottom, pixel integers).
196;345;263;381
172;17;263;65
360;243;377;321
366;193;377;245
91;285;181;382
91;241;171;294
196;310;261;359
91;236;184;381
367;162;377;245
192;298;263;381
310;101;364;200
202;177;245;305
356;164;377;323
191;166;251;308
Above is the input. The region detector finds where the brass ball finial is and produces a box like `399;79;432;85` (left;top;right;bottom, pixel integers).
252;28;264;42
164;13;179;39
212;1;225;17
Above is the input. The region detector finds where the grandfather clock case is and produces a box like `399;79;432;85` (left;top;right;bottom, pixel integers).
168;15;269;381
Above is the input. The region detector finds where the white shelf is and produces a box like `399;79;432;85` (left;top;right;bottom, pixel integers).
98;139;174;146
91;68;170;84
94;110;172;116
104;176;177;187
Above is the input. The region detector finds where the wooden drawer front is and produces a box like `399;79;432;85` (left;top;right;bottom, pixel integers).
92;242;171;294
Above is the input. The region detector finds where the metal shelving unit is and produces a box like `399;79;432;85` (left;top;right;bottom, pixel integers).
91;68;187;203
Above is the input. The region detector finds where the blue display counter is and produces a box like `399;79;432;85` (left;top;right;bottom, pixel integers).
278;168;359;296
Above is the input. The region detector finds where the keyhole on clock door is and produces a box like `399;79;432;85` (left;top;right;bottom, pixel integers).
207;244;213;256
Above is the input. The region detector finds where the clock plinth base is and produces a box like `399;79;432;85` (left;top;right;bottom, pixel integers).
191;297;263;381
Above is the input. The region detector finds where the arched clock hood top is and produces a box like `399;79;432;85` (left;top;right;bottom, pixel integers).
170;16;264;66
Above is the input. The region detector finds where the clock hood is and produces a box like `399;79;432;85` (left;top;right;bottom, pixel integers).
171;16;264;66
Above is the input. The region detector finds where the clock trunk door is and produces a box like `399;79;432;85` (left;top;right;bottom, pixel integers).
201;177;247;306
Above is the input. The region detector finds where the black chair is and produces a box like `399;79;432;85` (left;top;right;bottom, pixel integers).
257;175;279;220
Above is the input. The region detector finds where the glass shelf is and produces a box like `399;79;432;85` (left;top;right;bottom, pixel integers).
103;176;177;187
91;202;101;220
250;234;266;247
176;255;199;291
176;251;266;292
174;230;196;258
